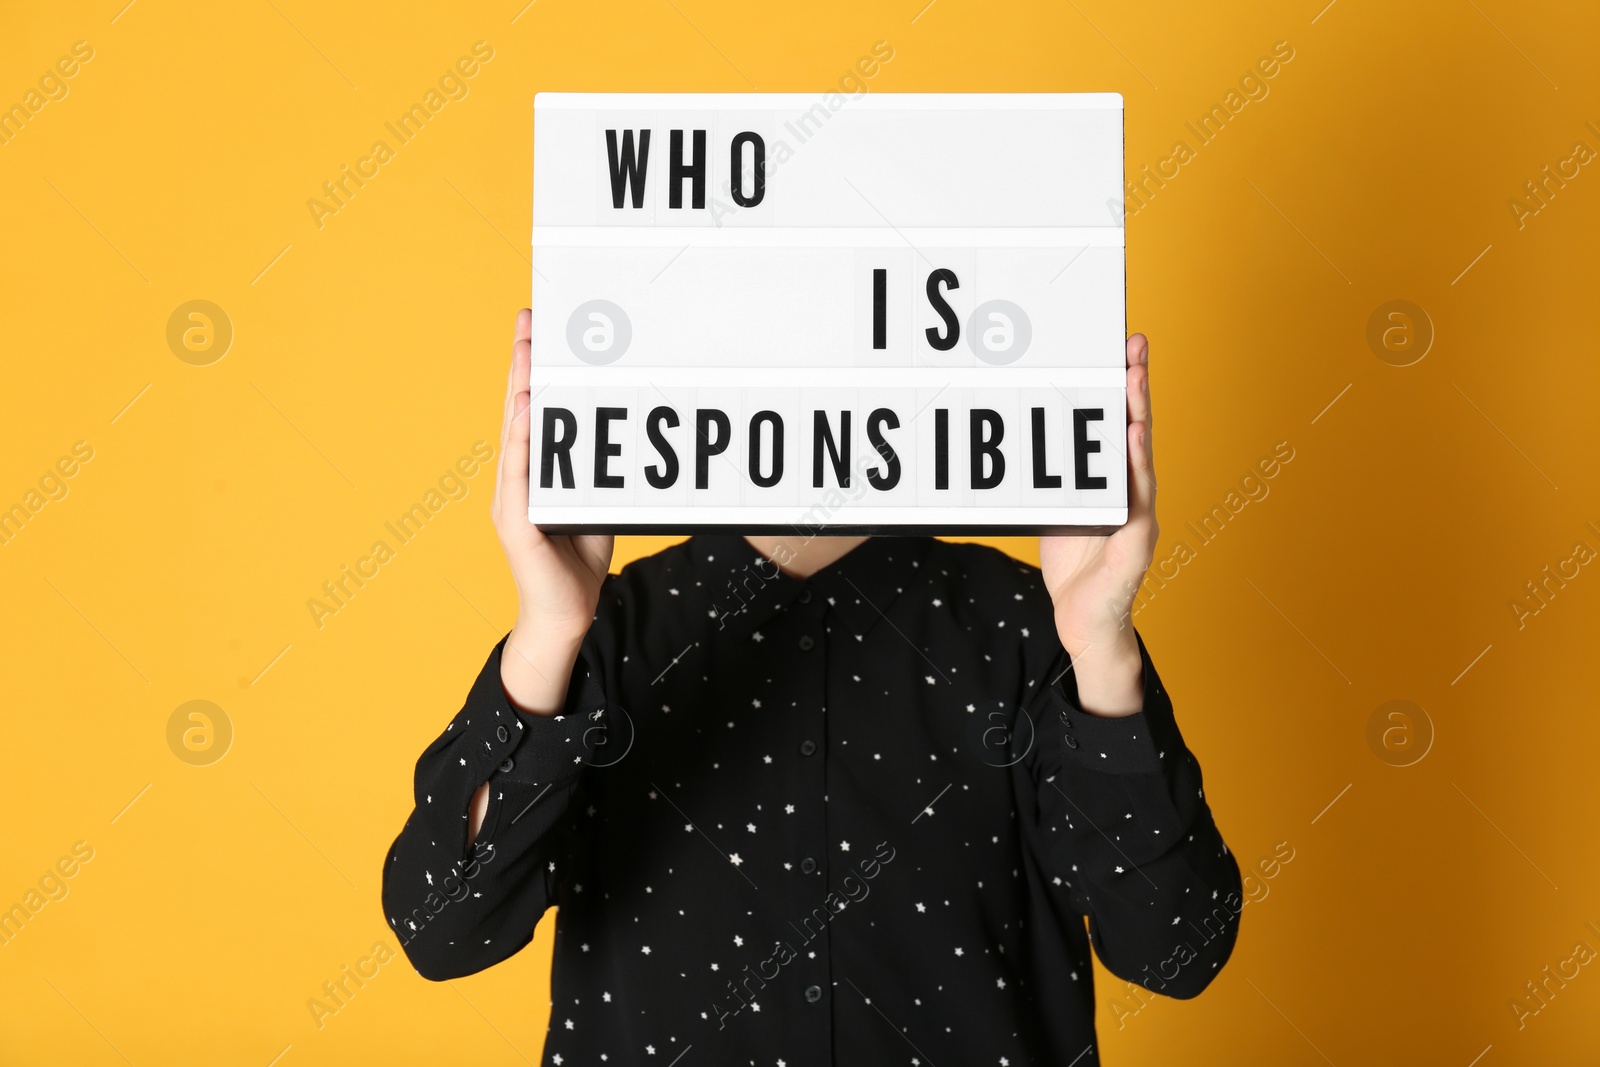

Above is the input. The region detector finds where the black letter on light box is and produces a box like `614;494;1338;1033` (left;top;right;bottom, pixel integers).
924;269;960;351
730;132;765;207
645;406;680;489
539;408;577;489
813;411;851;488
970;409;1005;490
1030;407;1062;488
872;269;887;350
748;410;784;487
866;408;901;490
669;129;706;209
593;407;627;488
605;130;650;209
695;409;730;489
1073;408;1108;490
934;408;949;490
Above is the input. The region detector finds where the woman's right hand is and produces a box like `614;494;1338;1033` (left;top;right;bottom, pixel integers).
490;307;613;714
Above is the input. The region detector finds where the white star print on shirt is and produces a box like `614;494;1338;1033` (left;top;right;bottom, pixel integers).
383;533;1241;1065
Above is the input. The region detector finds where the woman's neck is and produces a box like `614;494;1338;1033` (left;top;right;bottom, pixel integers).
743;535;869;579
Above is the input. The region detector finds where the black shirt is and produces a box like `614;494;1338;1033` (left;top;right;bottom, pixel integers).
383;535;1241;1066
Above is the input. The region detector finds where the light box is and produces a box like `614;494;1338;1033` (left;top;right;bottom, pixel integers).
528;92;1128;535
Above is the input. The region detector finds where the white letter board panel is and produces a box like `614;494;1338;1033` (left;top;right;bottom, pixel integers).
530;92;1127;534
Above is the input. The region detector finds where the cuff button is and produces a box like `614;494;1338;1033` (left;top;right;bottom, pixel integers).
499;757;515;773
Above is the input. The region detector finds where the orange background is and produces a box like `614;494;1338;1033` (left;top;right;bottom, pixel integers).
2;0;1598;1063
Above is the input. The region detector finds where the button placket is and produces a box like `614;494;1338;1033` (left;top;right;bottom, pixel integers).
790;593;831;1033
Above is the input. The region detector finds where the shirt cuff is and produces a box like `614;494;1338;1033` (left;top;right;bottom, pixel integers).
459;636;612;788
1047;630;1174;776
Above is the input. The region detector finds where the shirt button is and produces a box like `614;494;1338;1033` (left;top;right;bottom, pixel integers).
496;726;509;743
804;984;823;1003
800;856;817;874
798;634;815;651
797;588;812;604
1064;735;1079;750
499;757;515;772
799;740;817;757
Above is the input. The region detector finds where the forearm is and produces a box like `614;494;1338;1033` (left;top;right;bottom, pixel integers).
1064;636;1144;717
385;637;598;980
472;623;587;840
1033;632;1242;997
501;621;586;714
1062;767;1241;998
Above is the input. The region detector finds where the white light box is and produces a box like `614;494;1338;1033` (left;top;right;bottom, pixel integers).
529;92;1128;534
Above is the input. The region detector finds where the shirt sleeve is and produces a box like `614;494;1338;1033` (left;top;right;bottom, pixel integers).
1022;629;1243;1000
381;623;615;981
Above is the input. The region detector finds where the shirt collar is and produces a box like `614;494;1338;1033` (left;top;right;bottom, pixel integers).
687;534;936;638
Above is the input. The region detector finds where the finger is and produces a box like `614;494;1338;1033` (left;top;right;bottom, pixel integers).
1127;419;1156;520
501;337;534;523
492;308;531;518
492;344;513;520
1126;362;1150;442
1126;333;1150;434
500;310;531;454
